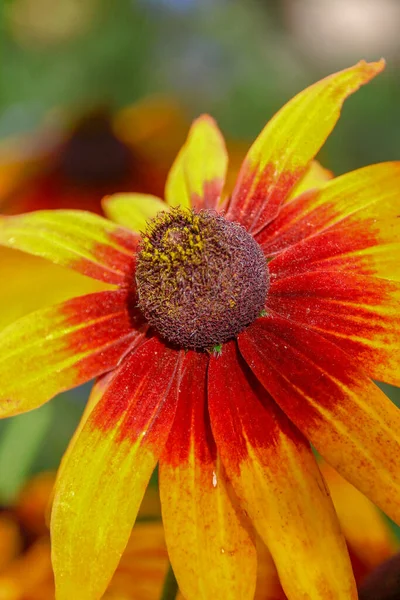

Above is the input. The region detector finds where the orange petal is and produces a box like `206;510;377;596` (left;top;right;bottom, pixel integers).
102;193;166;233
320;461;397;575
239;315;400;526
165;115;228;210
159;351;257;600
51;337;183;600
208;341;356;600
258;161;400;257
226;60;385;232
0;210;138;284
267;271;400;385
0;290;143;417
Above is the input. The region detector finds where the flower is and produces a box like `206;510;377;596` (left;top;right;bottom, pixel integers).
0;59;399;600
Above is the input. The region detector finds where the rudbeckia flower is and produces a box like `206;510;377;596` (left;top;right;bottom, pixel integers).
0;59;399;600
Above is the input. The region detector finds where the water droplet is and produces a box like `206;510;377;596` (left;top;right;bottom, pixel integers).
212;471;218;488
220;547;225;554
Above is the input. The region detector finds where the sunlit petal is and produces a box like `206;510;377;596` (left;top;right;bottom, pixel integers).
51;337;183;600
102;193;166;233
226;60;384;232
239;315;400;525
160;351;257;600
0;210;138;284
209;341;356;600
267;271;400;385
165;115;228;210
0;290;143;417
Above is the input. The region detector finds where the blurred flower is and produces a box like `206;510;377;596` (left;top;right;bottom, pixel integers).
0;99;188;215
0;59;400;600
0;473;169;600
0;98;189;330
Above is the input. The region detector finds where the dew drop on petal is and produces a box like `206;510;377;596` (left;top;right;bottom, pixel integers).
212;471;218;487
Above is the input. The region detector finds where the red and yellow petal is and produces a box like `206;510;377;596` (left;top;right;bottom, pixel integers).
226;60;385;233
286;160;333;202
159;351;257;600
0;210;138;285
239;315;400;525
269;218;400;282
0;289;144;418
208;341;356;600
319;461;397;576
102;193;166;234
267;271;400;385
51;337;183;600
257;162;400;256
165;115;228;211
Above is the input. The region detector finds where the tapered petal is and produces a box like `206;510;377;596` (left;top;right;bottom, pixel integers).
320;461;397;574
0;210;138;284
165;115;228;210
257;162;400;256
208;341;356;600
239;315;400;525
159;351;257;600
0;290;143;417
267;271;400;385
51;337;183;600
226;60;385;232
102;193;166;233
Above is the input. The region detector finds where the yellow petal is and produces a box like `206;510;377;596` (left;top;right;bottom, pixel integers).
160;351;257;600
227;59;385;232
165;115;228;210
51;338;182;600
102;193;166;233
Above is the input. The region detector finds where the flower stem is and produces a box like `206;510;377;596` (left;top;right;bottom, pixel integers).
160;562;178;600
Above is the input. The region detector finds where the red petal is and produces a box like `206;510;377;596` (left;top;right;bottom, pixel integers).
226;60;384;233
239;315;400;525
0;290;144;417
208;341;356;600
256;161;400;255
160;351;257;600
267;271;400;385
52;337;183;599
0;210;138;285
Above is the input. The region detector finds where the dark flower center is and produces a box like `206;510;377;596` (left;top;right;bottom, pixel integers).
136;208;269;350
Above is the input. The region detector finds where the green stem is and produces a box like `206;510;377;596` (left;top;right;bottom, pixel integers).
160;561;178;600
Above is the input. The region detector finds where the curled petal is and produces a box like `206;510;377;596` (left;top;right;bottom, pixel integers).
239;315;400;525
0;210;138;284
51;337;183;600
208;341;356;600
226;60;384;233
160;352;257;600
165;115;228;210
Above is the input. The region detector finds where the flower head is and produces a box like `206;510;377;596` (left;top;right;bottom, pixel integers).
0;59;399;600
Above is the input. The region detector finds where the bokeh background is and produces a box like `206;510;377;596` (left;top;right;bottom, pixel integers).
0;0;400;596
